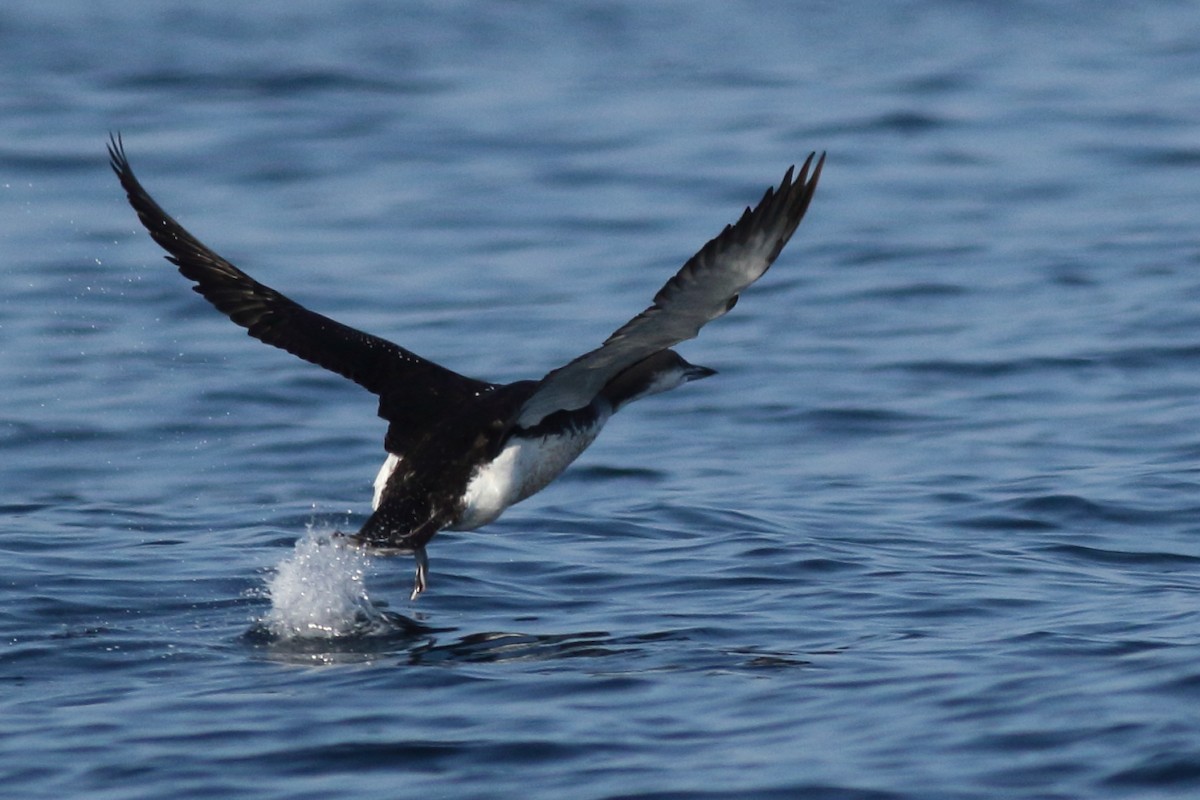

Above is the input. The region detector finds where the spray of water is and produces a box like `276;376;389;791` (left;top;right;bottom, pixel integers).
262;526;389;638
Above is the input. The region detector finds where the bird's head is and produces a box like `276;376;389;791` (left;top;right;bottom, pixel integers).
604;350;716;410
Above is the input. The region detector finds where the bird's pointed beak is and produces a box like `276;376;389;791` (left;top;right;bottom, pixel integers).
685;364;717;382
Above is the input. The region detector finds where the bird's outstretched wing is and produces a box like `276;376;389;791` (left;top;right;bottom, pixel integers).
108;134;495;438
515;153;824;428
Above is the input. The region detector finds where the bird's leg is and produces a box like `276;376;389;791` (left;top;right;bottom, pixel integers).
410;545;429;601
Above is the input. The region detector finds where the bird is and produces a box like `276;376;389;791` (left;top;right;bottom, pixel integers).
108;134;824;600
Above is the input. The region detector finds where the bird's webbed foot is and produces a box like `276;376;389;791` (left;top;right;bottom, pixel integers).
410;545;429;601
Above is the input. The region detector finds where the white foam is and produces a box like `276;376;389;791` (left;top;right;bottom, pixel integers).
263;527;385;638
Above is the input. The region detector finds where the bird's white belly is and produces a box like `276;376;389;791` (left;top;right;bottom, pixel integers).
372;452;401;511
451;423;606;531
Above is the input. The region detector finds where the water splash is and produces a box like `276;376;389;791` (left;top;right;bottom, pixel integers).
262;526;390;638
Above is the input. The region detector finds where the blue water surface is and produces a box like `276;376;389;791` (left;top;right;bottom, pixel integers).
4;2;1200;798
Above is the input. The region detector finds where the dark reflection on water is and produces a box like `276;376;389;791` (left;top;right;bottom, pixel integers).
404;635;820;672
406;630;631;666
245;616;817;671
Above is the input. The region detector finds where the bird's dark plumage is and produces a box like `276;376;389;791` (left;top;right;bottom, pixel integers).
108;133;824;599
516;156;823;427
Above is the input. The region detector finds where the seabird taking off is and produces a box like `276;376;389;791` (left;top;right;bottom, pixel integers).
109;135;824;600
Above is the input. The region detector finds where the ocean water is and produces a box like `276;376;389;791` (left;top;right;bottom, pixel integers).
4;1;1200;797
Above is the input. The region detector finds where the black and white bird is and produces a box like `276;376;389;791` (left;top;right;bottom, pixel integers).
109;135;823;599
